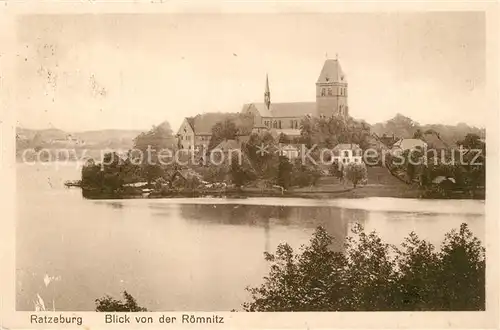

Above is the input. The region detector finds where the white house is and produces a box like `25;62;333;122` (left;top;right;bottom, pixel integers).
332;143;363;169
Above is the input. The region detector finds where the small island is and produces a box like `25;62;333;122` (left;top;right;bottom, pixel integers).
75;114;485;201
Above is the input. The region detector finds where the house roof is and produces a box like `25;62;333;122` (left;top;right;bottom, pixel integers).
241;103;273;117
243;102;315;118
371;133;397;148
367;135;389;150
186;112;254;136
317;59;346;84
392;138;427;151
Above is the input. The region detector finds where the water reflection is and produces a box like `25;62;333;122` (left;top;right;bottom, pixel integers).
109;202;123;209
16;163;485;311
178;204;366;253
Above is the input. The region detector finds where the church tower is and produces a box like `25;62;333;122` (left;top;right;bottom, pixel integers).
316;57;348;118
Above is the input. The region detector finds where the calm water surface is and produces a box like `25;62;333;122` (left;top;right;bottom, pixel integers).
16;163;485;311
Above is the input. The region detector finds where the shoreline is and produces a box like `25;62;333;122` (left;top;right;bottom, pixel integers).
77;185;484;201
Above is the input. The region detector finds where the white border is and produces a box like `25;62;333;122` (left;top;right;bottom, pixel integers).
0;1;498;329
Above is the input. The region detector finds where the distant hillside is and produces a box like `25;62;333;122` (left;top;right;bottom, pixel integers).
371;114;485;147
72;129;143;142
16;127;143;150
16;128;67;141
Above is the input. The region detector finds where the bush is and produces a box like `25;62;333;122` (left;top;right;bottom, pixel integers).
289;161;322;188
277;156;293;189
344;162;367;188
243;223;484;311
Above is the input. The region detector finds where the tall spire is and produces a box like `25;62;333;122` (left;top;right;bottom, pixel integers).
264;73;271;109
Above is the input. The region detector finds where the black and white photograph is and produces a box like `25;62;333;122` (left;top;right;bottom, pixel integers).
2;5;498;328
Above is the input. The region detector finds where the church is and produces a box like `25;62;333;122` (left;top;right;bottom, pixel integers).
241;57;349;137
176;58;349;150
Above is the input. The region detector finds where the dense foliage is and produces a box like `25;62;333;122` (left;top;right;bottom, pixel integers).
95;291;148;312
207;113;254;150
371;113;485;146
299;115;371;150
133;121;175;152
243;223;484;311
343;162;368;188
385;133;486;198
208;119;239;150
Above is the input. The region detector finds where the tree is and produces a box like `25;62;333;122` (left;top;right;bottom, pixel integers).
95;291;148;312
299;115;371;151
133;121;175;152
208;119;239;150
291;160;322;188
413;129;423;139
383;113;419;139
345;118;371;150
277;156;293;189
457;133;483;150
344;162;367;188
243;132;279;179
142;163;164;185
81;160;103;187
435;223;485;310
230;157;254;188
278;133;292;144
243;223;485;311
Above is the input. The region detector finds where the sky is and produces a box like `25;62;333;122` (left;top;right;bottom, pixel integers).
15;12;486;132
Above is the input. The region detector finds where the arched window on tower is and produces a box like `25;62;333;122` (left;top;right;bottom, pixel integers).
321;88;326;96
273;121;277;129
278;121;282;129
328;88;333;96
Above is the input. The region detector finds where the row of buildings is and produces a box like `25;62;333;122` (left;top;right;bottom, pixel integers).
173;58;442;168
176;58;349;152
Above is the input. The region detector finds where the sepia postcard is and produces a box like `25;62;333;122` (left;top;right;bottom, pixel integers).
0;1;499;329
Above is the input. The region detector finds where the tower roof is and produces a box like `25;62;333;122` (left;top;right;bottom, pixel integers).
316;59;346;84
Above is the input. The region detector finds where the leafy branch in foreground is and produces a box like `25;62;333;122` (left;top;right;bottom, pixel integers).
95;290;148;312
243;223;484;311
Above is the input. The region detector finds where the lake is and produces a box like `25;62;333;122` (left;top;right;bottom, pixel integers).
16;162;485;311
